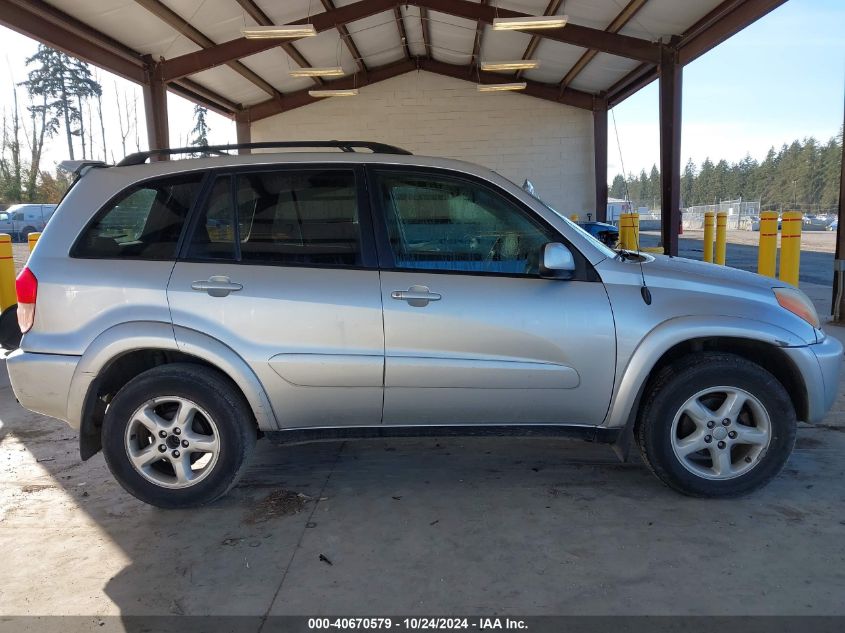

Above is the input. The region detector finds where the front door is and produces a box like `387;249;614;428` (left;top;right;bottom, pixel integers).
167;166;384;428
369;168;616;426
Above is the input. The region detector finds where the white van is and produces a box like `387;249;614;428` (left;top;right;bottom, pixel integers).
0;203;58;241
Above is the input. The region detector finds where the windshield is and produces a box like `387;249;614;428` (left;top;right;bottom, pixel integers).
526;192;618;259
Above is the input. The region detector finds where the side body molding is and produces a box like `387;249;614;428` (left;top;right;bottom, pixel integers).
603;315;808;429
67;321;277;431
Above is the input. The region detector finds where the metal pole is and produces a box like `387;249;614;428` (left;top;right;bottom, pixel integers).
142;58;169;158
659;42;682;256
833;86;845;319
593;102;608;222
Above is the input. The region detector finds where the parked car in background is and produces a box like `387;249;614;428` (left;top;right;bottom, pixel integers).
741;216;760;231
6;142;841;508
0;203;57;241
803;214;832;231
578;221;619;247
743;215;782;232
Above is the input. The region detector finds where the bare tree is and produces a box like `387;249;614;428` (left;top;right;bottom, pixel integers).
0;86;24;202
97;90;107;161
133;95;141;151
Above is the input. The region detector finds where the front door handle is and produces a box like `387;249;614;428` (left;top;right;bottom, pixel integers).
391;285;441;307
191;275;243;297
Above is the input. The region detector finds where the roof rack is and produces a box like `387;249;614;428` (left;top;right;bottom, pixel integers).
117;140;413;166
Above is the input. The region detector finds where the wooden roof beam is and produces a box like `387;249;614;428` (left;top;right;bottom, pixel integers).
415;0;660;63
558;0;648;88
134;0;282;98
515;0;562;79
394;6;411;60
419;7;432;59
319;0;368;74
470;0;489;73
160;0;397;81
234;0;323;85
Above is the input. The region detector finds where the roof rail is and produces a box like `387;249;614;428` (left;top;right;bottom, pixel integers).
117;140;413;166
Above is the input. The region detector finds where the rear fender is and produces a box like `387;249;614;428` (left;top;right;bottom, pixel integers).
68;321;277;432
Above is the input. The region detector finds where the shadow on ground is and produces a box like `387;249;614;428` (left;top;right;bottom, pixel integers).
2;355;845;623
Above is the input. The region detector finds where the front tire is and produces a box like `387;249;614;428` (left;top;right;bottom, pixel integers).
102;363;257;508
637;353;796;497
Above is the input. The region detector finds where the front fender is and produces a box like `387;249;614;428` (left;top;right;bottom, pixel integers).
67;321;277;431
603;315;808;429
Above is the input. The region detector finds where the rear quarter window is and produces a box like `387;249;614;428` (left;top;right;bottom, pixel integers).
72;173;204;260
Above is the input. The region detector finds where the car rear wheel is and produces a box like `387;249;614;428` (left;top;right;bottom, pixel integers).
102;363;257;508
637;352;796;497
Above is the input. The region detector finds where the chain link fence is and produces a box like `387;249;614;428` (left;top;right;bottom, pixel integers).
681;199;761;230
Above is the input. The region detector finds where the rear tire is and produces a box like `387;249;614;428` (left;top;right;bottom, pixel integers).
637;352;796;497
102;363;257;508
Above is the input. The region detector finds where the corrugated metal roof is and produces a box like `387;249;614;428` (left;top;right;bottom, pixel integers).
31;0;776;114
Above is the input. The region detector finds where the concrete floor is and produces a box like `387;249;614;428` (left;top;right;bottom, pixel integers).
1;285;844;622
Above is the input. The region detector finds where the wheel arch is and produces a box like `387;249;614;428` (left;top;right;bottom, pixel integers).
70;322;277;460
606;316;809;436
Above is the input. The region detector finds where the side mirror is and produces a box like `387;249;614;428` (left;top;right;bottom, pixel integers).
540;242;576;279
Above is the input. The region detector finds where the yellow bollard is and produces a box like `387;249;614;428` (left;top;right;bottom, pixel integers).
0;234;16;312
715;211;728;265
570;214;579;222
703;211;715;263
27;232;41;253
757;211;779;278
631;212;640;249
619;213;633;250
779;211;803;286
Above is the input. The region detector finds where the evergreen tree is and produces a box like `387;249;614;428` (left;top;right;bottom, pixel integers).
20;45;102;160
609;174;627;199
606;129;841;211
190;105;210;149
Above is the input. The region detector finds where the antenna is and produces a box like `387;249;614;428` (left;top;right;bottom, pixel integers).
611;109;651;306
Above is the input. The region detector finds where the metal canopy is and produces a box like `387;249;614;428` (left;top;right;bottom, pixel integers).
0;0;793;257
0;0;787;120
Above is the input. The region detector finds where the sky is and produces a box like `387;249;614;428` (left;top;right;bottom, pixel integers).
0;0;843;180
608;0;845;180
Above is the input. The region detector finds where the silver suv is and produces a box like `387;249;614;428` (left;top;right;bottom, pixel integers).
6;141;841;508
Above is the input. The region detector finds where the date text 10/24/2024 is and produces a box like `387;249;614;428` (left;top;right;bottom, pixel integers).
307;618;528;630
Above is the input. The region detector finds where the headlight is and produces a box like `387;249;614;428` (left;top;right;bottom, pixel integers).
773;287;820;329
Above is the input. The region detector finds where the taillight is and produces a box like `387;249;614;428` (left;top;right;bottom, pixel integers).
15;266;37;333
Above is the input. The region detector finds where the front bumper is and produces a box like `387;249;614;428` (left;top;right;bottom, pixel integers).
783;333;843;424
6;348;79;426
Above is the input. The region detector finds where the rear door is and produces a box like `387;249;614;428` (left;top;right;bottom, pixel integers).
369;167;616;426
167;165;385;428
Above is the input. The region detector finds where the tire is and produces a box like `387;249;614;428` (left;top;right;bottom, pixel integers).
637;352;796;497
20;227;36;242
102;363;257;508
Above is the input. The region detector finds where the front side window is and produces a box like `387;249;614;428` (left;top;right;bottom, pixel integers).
74;174;203;259
186;169;363;267
376;171;558;275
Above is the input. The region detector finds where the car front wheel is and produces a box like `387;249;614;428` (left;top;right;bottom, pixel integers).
637;352;796;497
102;363;257;508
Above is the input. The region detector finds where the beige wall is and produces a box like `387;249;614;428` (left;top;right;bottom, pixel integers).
251;71;596;216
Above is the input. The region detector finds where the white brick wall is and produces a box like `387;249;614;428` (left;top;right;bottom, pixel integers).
251;71;595;215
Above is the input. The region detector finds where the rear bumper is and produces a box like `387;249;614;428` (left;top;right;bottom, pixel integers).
6;349;79;427
784;333;843;424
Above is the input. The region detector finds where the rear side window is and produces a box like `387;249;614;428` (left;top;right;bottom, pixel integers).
73;174;204;259
185;169;363;267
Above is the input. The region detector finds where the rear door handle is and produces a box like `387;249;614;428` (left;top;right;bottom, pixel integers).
391;285;441;307
191;275;243;297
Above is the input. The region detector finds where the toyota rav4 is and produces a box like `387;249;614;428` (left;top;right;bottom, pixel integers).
6;141;841;508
